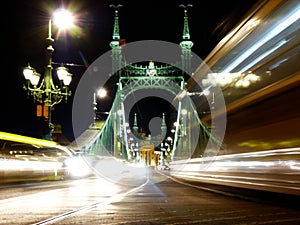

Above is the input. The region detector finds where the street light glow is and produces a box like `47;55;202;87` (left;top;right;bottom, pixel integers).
98;88;107;98
63;73;72;86
23;65;34;80
30;72;41;86
53;8;74;30
56;66;69;81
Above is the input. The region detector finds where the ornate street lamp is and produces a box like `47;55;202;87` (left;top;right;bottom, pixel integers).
23;8;75;140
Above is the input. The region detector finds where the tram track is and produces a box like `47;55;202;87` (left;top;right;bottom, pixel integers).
30;177;149;225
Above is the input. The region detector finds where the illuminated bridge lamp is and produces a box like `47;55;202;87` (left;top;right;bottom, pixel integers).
22;8;76;140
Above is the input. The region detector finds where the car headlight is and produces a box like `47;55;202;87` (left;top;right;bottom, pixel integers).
64;156;91;178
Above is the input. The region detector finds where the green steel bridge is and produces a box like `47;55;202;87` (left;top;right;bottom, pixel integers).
70;5;224;166
72;61;223;165
69;5;222;163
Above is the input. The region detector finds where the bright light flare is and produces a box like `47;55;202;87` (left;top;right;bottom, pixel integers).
53;8;75;30
64;156;91;178
97;88;107;98
92;157;149;184
0;159;62;171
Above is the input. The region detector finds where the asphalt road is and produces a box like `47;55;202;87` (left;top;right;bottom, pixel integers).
0;169;299;225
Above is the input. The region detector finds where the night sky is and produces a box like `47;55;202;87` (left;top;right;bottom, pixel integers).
0;0;259;142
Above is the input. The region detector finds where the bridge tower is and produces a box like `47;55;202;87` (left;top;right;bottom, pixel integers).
85;4;219;163
179;4;194;75
133;113;138;136
161;113;167;139
109;4;123;77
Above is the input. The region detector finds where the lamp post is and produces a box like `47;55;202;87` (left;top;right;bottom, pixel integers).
23;8;75;140
93;88;107;127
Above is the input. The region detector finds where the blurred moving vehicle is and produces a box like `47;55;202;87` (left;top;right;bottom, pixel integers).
0;131;91;183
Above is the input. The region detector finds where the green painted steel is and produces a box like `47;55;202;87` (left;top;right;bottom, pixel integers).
80;4;223;163
83;63;223;162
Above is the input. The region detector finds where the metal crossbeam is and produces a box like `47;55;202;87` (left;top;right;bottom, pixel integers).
119;76;185;94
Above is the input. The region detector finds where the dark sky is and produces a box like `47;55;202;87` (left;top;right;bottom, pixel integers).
0;0;259;141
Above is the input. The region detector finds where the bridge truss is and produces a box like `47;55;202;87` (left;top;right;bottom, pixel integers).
83;62;222;165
